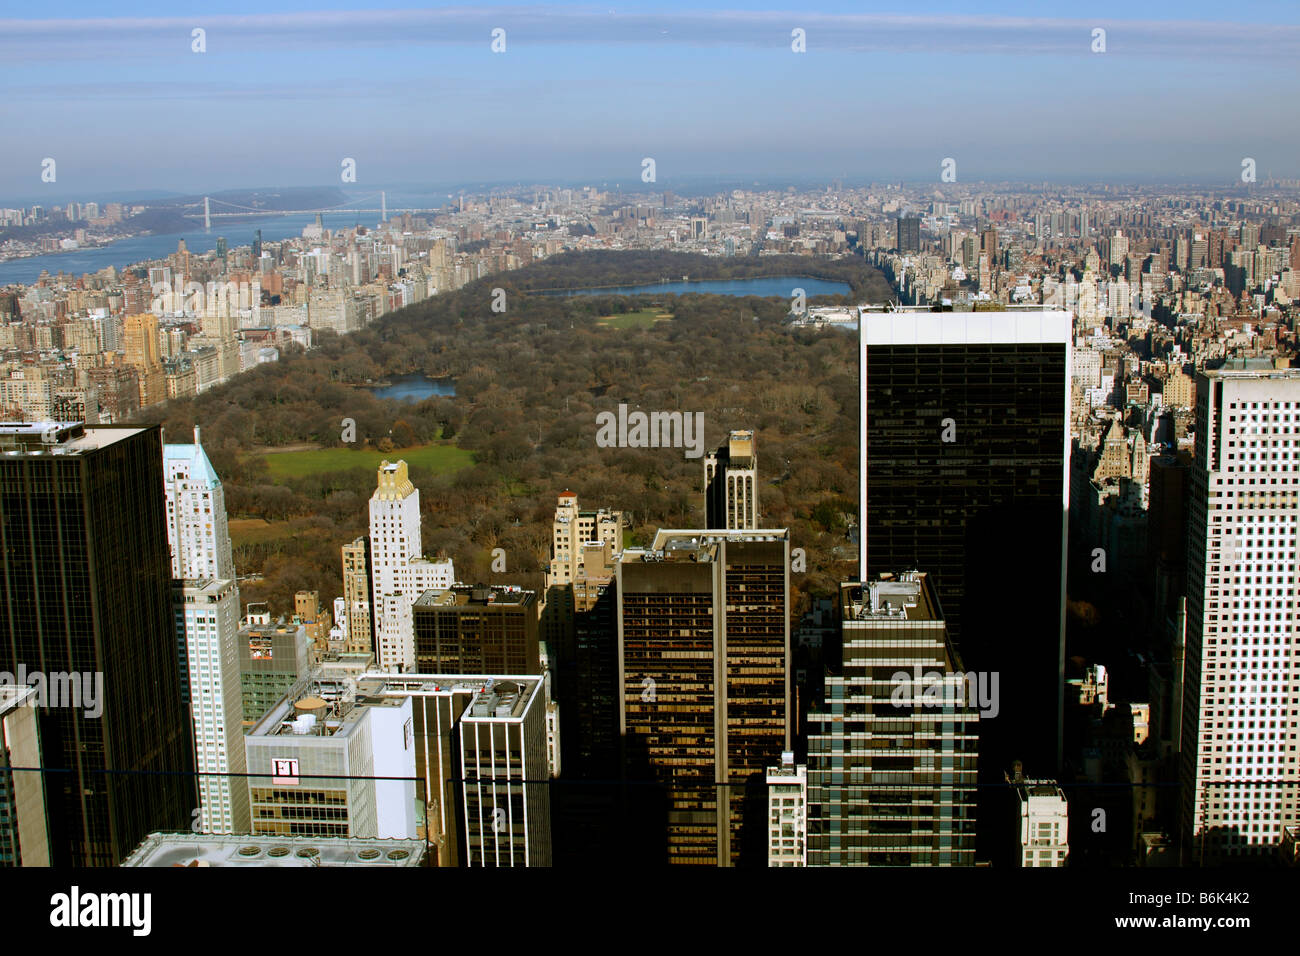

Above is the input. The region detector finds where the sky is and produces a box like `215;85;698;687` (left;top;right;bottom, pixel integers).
2;1;1299;203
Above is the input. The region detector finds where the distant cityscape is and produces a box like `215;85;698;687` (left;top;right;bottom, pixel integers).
1;173;1298;871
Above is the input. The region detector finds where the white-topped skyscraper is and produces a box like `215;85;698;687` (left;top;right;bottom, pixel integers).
163;429;248;834
173;578;250;834
857;306;1071;785
1181;358;1300;862
162;427;235;580
369;460;454;671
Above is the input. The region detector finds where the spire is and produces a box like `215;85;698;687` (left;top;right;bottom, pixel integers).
194;425;200;447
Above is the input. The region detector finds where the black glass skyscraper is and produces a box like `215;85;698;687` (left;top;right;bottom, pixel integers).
859;308;1070;786
617;529;789;866
0;423;196;866
896;216;921;253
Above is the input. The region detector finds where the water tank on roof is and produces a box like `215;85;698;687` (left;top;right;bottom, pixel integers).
295;696;328;719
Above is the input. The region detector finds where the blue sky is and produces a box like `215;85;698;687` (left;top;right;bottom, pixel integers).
3;2;1299;202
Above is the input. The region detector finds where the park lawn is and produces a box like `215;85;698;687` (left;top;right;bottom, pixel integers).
228;518;280;546
597;309;672;329
260;442;475;480
228;517;321;548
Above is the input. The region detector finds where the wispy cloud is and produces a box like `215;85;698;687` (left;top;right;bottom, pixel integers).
2;7;1297;61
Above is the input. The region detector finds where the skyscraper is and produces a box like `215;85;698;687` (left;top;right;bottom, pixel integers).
617;528;789;865
1012;776;1069;867
368;460;455;671
1180;358;1300;862
411;585;540;675
545;491;623;588
123;313;165;408
163;427;235;580
244;676;416;840
540;492;622;774
173;578;250;835
460;678;552;866
539;492;623;863
341;537;374;656
0;422;196;865
896;216;921;253
704;430;759;530
858;307;1071;784
356;673;551;866
806;573;979;866
766;752;807;867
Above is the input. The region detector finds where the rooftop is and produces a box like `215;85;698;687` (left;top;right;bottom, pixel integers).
840;572;940;623
247;673;389;739
1014;779;1069;802
356;673;543;722
412;584;533;609
859;308;1072;346
622;528;788;564
0;684;38;715
1206;356;1300;377
0;422;147;456
122;833;425;868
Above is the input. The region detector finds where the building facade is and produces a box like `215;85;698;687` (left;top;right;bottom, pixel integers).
859;307;1070;783
356;673;551;867
0;422;196;865
807;573;979;866
412;585;540;676
704;430;759;530
1013;778;1070;867
162;427;235;580
369;461;454;670
460;678;552;866
1180;358;1300;862
0;686;51;867
767;753;807;867
617;528;789;866
173;578;250;835
244;677;416;841
341;537;374;656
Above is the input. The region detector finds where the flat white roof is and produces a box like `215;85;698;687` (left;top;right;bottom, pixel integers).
861;310;1072;346
122;833;425;867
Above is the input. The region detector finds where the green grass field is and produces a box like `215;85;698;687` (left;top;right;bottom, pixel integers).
596;309;672;329
260;442;475;479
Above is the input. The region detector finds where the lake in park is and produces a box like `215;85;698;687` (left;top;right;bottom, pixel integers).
367;374;455;402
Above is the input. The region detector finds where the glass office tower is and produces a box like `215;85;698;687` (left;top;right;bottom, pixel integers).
806;573;979;866
859;308;1070;780
0;422;195;865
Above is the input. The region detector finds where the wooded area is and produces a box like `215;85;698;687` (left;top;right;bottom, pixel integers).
136;251;887;618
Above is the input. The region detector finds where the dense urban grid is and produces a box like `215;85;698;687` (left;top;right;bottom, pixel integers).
2;176;1299;871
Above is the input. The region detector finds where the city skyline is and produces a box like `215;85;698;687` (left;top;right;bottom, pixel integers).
3;0;1300;891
